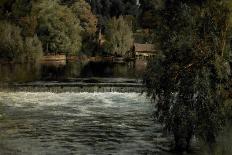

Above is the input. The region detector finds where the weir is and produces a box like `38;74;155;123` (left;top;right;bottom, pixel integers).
0;78;145;93
0;78;173;154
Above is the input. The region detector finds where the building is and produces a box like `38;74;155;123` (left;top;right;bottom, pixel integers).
133;43;157;59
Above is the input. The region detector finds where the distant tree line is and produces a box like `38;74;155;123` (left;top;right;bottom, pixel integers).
1;0;154;62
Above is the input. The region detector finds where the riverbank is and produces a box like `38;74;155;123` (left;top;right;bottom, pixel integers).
0;55;131;65
67;56;114;62
40;55;130;62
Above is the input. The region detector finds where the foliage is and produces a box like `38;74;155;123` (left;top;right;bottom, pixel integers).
0;21;42;62
71;0;97;37
0;21;24;61
0;0;141;59
12;0;32;17
104;16;133;56
70;0;98;54
32;0;82;55
24;35;43;63
144;0;232;152
139;0;164;29
123;15;137;31
18;16;38;37
86;0;139;29
200;123;232;155
0;0;15;18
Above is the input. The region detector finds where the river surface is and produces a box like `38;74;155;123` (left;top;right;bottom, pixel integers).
0;92;172;155
0;61;231;155
0;60;146;83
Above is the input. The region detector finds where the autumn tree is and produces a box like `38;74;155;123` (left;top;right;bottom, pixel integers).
71;0;97;37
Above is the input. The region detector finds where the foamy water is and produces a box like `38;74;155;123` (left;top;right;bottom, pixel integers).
0;92;170;155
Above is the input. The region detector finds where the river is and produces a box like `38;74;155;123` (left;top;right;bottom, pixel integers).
0;60;146;83
0;61;231;155
0;92;173;155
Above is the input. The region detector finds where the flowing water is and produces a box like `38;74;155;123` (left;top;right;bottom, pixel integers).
1;61;231;155
0;92;171;155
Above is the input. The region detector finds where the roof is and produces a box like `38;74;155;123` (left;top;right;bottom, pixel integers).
134;43;156;52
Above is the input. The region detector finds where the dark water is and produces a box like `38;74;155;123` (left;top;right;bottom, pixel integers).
0;92;171;155
0;60;147;83
0;61;231;155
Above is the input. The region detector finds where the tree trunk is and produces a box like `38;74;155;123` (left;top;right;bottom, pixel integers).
173;128;193;152
174;134;186;152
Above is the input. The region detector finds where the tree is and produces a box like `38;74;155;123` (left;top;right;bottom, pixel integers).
71;0;97;37
24;35;43;63
0;0;15;18
144;0;231;152
0;0;37;37
0;21;24;61
32;0;82;55
18;16;38;37
70;0;98;54
0;20;42;62
104;16;133;56
123;0;139;17
139;0;163;29
86;0;139;30
12;0;32;17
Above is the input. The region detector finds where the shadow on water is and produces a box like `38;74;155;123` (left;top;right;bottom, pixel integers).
163;124;232;155
0;63;41;83
197;124;232;155
0;60;146;83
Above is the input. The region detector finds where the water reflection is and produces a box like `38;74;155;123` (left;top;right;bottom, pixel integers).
0;60;146;83
0;63;41;82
